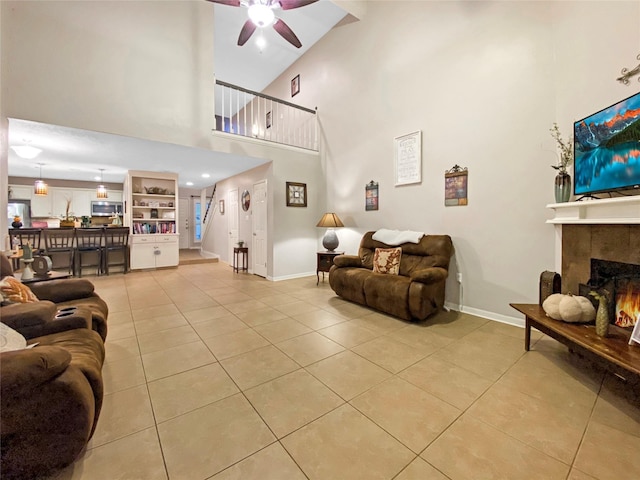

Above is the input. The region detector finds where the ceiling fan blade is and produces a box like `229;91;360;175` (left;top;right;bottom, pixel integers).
273;18;302;48
278;0;318;10
238;19;258;46
205;0;241;6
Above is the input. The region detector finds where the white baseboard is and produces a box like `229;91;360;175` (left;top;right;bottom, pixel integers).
270;271;316;282
444;302;525;328
199;248;220;259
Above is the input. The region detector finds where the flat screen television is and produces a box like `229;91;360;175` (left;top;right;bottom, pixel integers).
573;91;640;196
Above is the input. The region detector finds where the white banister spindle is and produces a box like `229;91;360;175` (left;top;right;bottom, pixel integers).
221;85;225;132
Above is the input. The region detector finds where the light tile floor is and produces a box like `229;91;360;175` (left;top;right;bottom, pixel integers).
48;263;640;480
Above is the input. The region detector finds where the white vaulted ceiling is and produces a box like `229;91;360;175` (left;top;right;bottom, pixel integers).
8;1;347;189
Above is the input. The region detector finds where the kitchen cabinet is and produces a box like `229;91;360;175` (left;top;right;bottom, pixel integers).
129;235;179;269
73;190;92;217
8;184;124;218
9;185;32;200
90;190;123;203
52;189;75;218
124;170;179;269
31;193;53;217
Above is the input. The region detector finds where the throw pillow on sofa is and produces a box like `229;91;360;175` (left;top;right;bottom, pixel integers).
373;247;402;275
0;322;36;352
0;277;38;304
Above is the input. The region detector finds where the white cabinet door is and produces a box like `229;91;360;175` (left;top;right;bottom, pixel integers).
72;190;92;217
155;236;179;267
52;189;75;218
130;243;156;269
109;191;123;202
31;192;53;217
9;185;31;200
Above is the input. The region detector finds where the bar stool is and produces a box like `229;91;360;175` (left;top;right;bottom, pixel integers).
103;227;130;275
43;228;76;274
75;228;104;277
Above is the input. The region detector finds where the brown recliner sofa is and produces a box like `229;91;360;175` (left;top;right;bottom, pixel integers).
0;254;108;340
1;254;108;479
329;231;453;321
1;328;105;479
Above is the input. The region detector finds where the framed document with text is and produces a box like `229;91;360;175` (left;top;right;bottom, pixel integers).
394;131;422;186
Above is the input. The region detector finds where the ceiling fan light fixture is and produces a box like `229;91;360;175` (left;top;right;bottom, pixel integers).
248;4;274;27
11;145;42;159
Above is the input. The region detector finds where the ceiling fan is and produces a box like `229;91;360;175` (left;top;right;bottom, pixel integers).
207;0;318;48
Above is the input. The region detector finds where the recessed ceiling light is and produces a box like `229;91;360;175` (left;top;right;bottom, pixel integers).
201;173;210;178
186;181;194;186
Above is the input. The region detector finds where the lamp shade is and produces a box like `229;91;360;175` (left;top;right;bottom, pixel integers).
316;213;344;228
317;213;344;251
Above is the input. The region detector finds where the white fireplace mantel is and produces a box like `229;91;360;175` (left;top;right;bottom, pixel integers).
546;196;640;224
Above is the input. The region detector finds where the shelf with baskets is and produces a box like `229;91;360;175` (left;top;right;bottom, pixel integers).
125;171;179;269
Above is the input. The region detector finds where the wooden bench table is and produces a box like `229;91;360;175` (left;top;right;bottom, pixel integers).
510;303;640;381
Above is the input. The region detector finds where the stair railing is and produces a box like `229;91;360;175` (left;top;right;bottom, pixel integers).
214;79;318;151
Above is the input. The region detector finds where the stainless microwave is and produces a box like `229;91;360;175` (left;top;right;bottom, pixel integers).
91;201;123;217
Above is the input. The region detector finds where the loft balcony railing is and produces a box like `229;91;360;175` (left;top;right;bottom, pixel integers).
214;79;318;151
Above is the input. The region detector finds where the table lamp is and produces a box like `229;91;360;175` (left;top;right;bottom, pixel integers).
316;213;344;251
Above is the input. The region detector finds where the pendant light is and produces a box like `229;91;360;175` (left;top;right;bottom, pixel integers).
34;163;48;196
96;169;108;199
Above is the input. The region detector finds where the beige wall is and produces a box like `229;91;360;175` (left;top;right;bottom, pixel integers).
206;134;323;279
2;0;215;149
261;1;640;323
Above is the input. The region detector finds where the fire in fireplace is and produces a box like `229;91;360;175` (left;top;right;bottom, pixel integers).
615;278;640;327
579;259;640;329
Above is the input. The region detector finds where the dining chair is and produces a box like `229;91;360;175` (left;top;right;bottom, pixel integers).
10;228;43;254
75;228;105;277
103;227;130;275
43;228;76;274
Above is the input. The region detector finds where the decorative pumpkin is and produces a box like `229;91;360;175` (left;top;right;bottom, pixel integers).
542;293;595;323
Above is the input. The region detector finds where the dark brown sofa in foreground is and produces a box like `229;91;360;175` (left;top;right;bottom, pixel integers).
1;254;108;479
1;328;105;479
0;254;108;340
329;231;453;321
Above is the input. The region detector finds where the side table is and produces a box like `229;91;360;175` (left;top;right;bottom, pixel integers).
15;270;73;284
317;251;343;285
233;247;248;273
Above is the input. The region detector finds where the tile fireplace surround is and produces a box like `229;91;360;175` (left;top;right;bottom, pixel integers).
547;196;640;293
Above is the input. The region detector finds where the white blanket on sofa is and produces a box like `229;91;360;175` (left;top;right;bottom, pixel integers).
372;229;424;246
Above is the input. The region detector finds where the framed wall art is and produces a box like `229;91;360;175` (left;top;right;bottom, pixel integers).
291;74;300;97
394;130;422;186
366;181;379;211
444;165;468;206
219;199;225;214
241;190;251;211
286;182;307;207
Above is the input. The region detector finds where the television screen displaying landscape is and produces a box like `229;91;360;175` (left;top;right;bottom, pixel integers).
574;91;640;195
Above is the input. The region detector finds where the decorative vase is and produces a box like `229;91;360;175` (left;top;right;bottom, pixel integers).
590;291;610;337
11;221;22;229
554;172;571;203
60;219;75;228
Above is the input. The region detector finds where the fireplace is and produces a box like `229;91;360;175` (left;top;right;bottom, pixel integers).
578;259;640;329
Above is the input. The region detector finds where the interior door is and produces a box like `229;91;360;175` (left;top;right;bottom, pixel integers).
252;180;268;277
228;188;239;263
178;196;189;249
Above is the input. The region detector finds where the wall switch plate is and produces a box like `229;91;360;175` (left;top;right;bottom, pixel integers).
456;273;463;283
